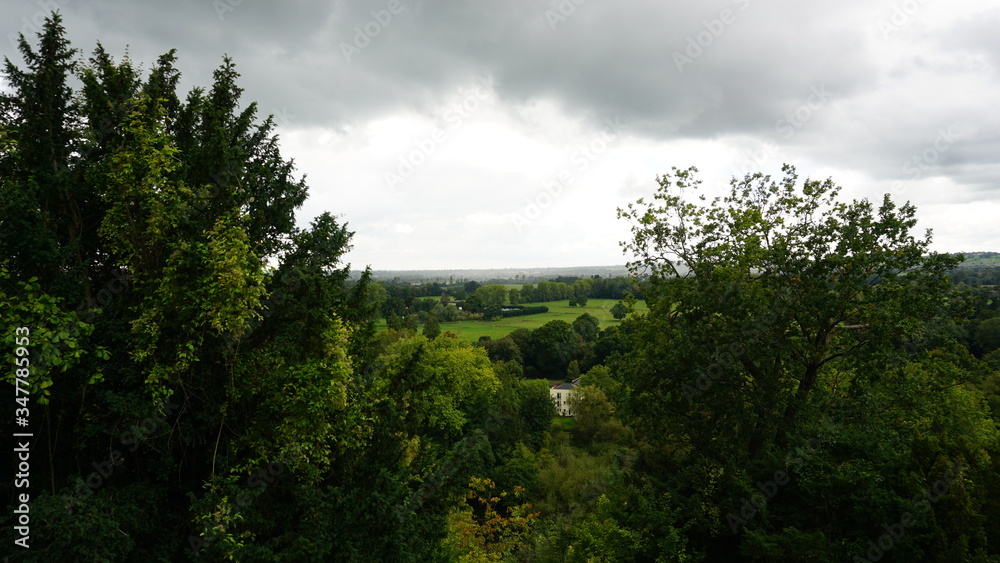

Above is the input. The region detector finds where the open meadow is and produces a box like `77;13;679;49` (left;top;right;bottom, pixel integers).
378;298;648;342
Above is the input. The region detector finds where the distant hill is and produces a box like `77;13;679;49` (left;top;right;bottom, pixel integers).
364;265;633;283
954;252;1000;266
359;253;1000;283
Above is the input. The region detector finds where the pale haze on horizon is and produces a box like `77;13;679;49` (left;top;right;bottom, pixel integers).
4;0;999;270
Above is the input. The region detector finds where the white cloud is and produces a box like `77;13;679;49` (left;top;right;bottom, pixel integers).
3;0;997;269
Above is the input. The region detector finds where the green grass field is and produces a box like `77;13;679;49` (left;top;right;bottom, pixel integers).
377;298;647;342
962;256;1000;266
552;416;578;431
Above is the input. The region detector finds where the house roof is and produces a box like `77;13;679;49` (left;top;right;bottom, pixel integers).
552;383;576;390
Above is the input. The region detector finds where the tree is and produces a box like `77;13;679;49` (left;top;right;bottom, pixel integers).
0;19;422;559
474;283;508;308
619;164;960;452
509;288;522;305
432;301;460;323
567;359;581;379
507;328;534;363
530;320;579;377
483;305;502;321
379;334;501;438
443;477;538;562
580;364;628;412
534;282;549;302
572;313;601;342
440;302;461;322
984;348;1000;371
610;302;628;320
0;13;83;301
568;385;626;449
538;281;570;301
423;315;441;339
571;279;592;308
593;324;629;368
387;312;404;330
622;291;637;313
382;295;406;319
976;317;1000;355
521;283;536;303
464;293;485;314
614;164;983;559
403;313;420;330
516;379;557;447
479;336;523;365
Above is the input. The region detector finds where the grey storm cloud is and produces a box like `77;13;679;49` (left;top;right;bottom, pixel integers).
3;2;992;152
3;0;998;267
4;1;875;129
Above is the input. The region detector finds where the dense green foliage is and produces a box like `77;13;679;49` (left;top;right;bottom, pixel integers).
599;165;1000;561
0;17;542;561
2;16;999;562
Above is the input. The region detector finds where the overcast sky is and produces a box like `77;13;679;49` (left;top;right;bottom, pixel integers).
4;0;999;269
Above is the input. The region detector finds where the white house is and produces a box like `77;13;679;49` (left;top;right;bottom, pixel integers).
549;379;579;417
